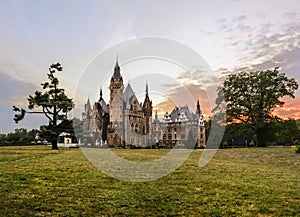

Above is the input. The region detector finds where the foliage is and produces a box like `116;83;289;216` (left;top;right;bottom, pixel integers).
205;119;211;143
39;118;81;144
221;123;255;147
72;118;84;141
295;140;300;153
218;119;300;148
0;146;299;216
275;119;300;145
215;68;298;146
13;63;74;149
0;128;38;146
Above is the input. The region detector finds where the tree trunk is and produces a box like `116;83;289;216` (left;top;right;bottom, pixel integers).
256;127;266;147
51;124;59;150
51;138;58;150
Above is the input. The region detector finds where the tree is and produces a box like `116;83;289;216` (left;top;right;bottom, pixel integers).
0;128;38;146
275;119;300;145
13;63;74;149
214;68;298;147
72;118;84;142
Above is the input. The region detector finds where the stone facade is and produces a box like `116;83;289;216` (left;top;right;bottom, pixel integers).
152;101;206;148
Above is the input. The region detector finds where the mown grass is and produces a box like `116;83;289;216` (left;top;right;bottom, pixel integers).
0;146;299;216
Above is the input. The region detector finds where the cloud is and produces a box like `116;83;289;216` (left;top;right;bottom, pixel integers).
0;71;44;133
0;71;36;105
215;18;227;23
231;15;247;22
284;11;299;19
213;45;300;120
273;97;300;119
154;83;212;118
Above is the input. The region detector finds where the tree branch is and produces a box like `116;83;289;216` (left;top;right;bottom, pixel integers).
45;106;53;115
43;107;53;124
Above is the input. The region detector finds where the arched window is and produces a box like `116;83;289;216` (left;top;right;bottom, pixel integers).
135;124;138;132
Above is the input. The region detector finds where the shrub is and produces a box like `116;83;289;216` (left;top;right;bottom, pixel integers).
295;140;300;153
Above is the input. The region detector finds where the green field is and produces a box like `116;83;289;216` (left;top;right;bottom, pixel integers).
0;146;299;216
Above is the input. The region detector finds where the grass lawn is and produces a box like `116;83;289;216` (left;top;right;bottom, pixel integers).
0;146;299;216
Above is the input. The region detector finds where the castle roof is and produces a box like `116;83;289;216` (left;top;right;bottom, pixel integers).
123;83;142;111
169;105;196;122
97;97;109;116
112;58;121;79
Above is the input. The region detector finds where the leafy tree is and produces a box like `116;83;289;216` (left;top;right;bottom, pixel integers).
214;68;298;147
275;119;300;145
72;118;84;142
13;63;73;149
0;128;38;146
222;123;255;147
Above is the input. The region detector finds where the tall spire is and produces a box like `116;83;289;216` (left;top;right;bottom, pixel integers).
85;97;91;111
143;81;150;103
100;87;103;99
113;54;121;79
196;99;201;115
145;81;149;96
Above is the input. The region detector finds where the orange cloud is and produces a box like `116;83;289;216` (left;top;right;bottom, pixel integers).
153;84;212;118
273;97;300;119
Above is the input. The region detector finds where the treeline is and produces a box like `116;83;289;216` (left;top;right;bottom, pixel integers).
0;128;38;146
206;119;300;148
0;118;83;146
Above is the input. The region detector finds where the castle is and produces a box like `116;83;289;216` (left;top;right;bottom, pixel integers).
82;58;206;148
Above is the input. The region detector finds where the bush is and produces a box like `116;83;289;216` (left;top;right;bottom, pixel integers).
295;140;300;153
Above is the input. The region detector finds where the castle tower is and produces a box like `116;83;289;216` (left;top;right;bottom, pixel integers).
196;99;201;115
143;82;153;134
82;98;96;144
109;57;124;124
195;99;205;148
83;98;92;132
94;87;109;143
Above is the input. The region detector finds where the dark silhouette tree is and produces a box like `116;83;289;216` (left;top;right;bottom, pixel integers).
275;119;300;145
214;68;298;147
13;63;73;149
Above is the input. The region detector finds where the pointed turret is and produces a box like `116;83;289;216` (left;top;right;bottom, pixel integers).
109;55;124;124
143;81;151;105
146;81;149;96
112;55;121;79
143;82;153;134
153;110;160;124
99;87;103;99
196;99;201;115
85;98;91;111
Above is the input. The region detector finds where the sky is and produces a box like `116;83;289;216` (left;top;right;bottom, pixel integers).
0;0;299;133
